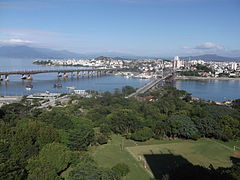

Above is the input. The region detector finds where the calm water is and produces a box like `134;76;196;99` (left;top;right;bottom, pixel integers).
0;58;149;96
0;58;239;101
175;80;240;102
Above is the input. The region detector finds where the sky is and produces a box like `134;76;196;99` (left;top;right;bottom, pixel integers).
0;0;240;57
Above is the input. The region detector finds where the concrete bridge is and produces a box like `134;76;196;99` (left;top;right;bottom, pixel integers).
127;70;175;98
0;68;114;81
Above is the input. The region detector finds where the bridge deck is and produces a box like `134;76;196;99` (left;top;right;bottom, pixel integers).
127;73;173;98
0;68;112;75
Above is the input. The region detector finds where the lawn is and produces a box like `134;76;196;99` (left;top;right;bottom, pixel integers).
91;135;151;180
91;136;240;180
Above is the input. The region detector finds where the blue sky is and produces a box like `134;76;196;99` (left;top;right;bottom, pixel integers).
0;0;240;57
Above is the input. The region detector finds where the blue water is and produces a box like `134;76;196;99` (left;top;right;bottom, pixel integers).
174;80;240;102
0;58;239;101
0;58;149;96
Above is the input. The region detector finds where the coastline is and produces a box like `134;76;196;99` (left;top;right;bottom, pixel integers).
174;76;240;81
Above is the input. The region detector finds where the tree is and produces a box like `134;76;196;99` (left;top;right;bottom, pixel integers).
27;143;72;180
10;119;59;161
68;124;95;151
37;108;74;130
107;109;140;134
219;115;239;140
194;117;221;138
0;103;30;125
70;155;118;180
0;119;60;180
167;115;199;139
122;86;136;96
111;163;130;178
131;127;154;141
232;99;240;110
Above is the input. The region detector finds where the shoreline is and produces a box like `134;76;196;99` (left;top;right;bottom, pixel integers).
174;76;240;81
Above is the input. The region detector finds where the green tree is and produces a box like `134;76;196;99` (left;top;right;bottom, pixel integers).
70;155;118;180
37;108;74;130
167;115;199;139
10;119;59;161
219;115;240;140
232;99;240;110
122;86;136;96
111;163;130;178
68;124;95;151
131;127;154;141
107;109;140;134
27;143;72;180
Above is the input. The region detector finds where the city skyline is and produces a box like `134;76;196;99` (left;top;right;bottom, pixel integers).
0;0;240;57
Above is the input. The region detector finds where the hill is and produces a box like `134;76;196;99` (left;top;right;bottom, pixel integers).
181;54;240;61
0;45;86;59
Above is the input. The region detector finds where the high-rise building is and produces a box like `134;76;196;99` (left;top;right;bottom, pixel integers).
231;62;237;71
173;56;183;69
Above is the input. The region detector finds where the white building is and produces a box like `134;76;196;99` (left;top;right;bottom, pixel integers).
173;56;184;69
231;62;237;71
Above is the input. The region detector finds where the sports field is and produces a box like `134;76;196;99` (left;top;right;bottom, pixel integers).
91;135;240;180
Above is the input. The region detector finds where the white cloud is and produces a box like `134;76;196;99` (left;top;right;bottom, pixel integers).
0;38;33;44
181;46;191;49
195;42;225;50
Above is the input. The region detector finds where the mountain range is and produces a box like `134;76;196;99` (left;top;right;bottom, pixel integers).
0;45;239;61
181;54;240;61
0;45;86;59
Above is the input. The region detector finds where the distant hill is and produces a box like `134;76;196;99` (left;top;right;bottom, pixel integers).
2;46;238;62
181;54;240;61
0;45;86;59
95;56;113;61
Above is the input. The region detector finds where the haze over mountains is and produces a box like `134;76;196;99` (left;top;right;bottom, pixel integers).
181;54;240;62
0;45;239;61
0;45;86;59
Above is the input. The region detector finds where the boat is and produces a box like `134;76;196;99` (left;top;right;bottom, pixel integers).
53;83;62;88
25;84;33;91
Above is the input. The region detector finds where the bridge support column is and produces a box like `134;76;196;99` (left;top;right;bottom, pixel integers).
63;72;68;78
27;74;33;80
77;72;81;78
57;72;62;78
0;75;3;81
5;75;9;81
21;74;27;80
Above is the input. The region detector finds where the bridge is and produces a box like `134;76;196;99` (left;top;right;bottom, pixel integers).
0;68;114;81
127;70;174;98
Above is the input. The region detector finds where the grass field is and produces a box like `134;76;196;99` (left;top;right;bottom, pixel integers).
91;135;151;180
91;135;240;180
